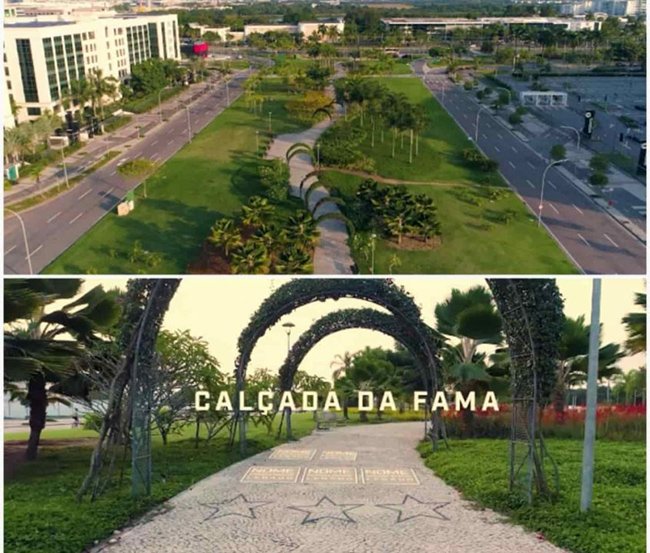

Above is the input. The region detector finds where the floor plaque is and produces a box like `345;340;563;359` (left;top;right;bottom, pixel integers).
319;450;358;461
302;467;358;484
269;449;316;461
361;468;420;485
241;466;301;483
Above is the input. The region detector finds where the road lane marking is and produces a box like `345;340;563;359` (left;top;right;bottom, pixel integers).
5;245;16;255
577;233;590;246
494;146;500;152
603;234;619;248
27;245;43;259
482;134;488;139
526;179;535;188
69;213;83;225
548;180;557;189
101;187;115;199
47;211;62;224
511;146;518;153
78;189;92;200
167;139;174;145
527;161;535;169
549;204;560;215
496;133;503;139
151;140;159;146
508;161;516;169
572;204;584;215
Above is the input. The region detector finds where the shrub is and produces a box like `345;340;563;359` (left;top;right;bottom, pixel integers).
590;153;610;173
318;121;369;170
259;159;290;200
285;90;332;124
508;112;522;125
82;412;103;433
550;144;566;160
462;148;499;172
590;171;609;185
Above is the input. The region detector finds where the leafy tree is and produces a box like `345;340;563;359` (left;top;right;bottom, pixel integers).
153;330;222;445
550;144;566;160
241;196;275;229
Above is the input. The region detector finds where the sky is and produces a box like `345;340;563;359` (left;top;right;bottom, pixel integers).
80;276;645;380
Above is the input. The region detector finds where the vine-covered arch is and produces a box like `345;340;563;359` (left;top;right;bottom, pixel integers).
276;307;442;394
235;279;437;389
236;277;565;502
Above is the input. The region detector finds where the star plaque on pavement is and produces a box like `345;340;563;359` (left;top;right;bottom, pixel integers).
377;494;450;523
199;494;272;522
287;495;364;524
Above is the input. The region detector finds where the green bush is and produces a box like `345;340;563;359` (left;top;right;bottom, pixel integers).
258;159;290;200
462;148;499;172
550;144;566;160
82;412;102;433
318;121;370;170
590;171;609;186
590;153;610;173
508;112;522;125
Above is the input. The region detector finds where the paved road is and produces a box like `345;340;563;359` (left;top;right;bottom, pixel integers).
91;423;565;553
4;71;250;275
415;61;645;275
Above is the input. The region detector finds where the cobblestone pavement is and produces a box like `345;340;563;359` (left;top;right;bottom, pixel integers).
96;423;566;553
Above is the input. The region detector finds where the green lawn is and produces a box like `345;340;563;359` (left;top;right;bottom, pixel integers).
354;76;490;183
45;79;308;274
323;171;577;274
418;438;645;553
5;413;317;553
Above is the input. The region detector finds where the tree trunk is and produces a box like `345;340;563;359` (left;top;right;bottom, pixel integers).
284;406;292;440
392;129;396;158
194;416;200;448
343;399;349;420
359;410;368;422
460;408;474;438
552;381;567;422
26;373;47;460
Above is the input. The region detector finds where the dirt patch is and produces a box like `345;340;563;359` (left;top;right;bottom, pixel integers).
4;438;97;481
187;240;231;274
386;235;442;251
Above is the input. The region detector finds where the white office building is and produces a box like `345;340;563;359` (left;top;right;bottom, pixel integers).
4;13;180;126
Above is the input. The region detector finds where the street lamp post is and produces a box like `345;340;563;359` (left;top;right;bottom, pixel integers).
158;88;165;123
58;148;70;188
5;208;33;274
475;105;487;143
538;159;567;226
560;125;581;151
370;232;377;274
281;321;296;439
184;104;192;143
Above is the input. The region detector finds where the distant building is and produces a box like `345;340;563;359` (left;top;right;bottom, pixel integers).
380;16;602;35
556;0;646;16
4;12;180;125
243;19;345;42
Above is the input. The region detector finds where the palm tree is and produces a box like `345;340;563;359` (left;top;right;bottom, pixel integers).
435;286;503;431
286;210;320;247
4;126;28;165
4;279;120;459
87;68;118;121
241;196;275;229
275;246;313;274
623;292;646;355
553;315;624;417
330;351;357;381
230;242;270;274
209;219;242;257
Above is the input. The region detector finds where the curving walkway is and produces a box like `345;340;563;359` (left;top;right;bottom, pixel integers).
266;90;354;274
95;423;566;553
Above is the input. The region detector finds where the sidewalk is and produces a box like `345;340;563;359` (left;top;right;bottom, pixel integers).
5;74;224;206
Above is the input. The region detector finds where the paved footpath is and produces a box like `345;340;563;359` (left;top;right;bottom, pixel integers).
96;423;565;553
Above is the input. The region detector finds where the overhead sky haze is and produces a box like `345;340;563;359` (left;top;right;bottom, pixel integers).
74;277;645;380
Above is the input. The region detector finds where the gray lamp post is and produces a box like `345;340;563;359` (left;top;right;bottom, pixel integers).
281;321;296;439
5;208;33;274
538;159;567;226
